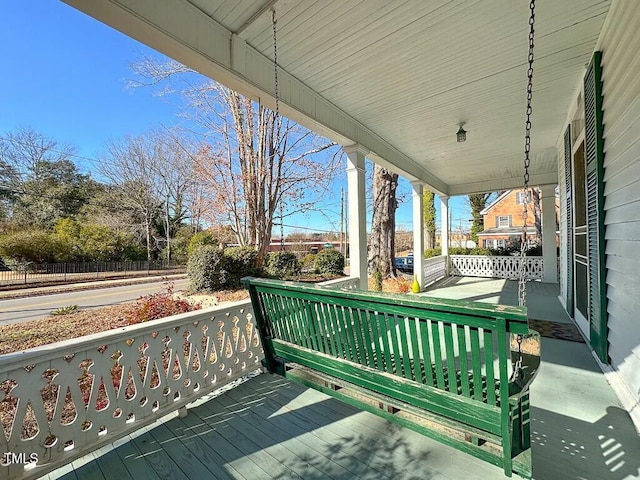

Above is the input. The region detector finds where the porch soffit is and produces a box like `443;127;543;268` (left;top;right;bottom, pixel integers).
62;0;609;196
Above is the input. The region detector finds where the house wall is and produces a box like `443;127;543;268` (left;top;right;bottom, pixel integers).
598;0;640;416
558;127;569;309
559;0;640;426
483;191;526;229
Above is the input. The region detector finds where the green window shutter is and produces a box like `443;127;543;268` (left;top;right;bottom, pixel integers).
564;125;574;314
584;51;608;362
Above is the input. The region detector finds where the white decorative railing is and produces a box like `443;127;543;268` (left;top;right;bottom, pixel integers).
423;256;447;286
0;300;260;480
449;255;544;280
316;276;361;290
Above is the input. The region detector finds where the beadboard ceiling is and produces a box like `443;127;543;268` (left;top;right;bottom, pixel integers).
63;0;611;195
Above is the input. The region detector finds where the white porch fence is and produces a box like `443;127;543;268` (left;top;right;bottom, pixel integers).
0;300;260;480
316;276;361;290
449;255;544;280
423;255;447;287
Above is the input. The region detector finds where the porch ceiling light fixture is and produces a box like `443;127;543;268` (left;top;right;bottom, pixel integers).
456;124;467;143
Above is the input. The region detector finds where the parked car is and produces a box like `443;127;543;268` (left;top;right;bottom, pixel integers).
394;256;414;274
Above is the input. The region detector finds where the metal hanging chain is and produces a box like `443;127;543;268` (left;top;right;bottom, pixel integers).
272;9;280;121
518;0;536;309
272;9;285;250
511;0;536;384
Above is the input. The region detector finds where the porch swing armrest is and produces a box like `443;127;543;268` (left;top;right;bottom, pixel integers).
507;329;542;402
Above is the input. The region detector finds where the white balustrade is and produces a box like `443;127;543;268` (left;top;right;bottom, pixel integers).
449;255;544;280
0;300;260;480
423;256;447;286
316;276;361;290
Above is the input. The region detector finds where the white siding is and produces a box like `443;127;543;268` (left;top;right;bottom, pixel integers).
599;0;640;411
558;140;568;305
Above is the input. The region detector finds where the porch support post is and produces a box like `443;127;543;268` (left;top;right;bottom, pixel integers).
541;184;558;283
440;195;449;274
411;181;425;291
345;144;368;290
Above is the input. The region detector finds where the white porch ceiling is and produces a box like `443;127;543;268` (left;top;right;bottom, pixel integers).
62;0;610;195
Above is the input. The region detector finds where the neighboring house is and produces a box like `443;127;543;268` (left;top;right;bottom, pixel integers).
477;190;540;249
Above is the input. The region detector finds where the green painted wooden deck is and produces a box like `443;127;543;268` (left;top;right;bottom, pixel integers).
44;279;640;480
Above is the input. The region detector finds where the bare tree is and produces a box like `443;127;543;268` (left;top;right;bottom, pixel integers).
150;130;199;262
101;135;164;261
0;127;76;186
0;127;96;228
368;166;399;278
131;56;341;265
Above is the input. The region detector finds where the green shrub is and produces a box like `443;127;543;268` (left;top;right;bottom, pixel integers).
315;248;344;276
469;247;493;256
526;243;543;256
301;253;317;272
187;231;218;257
223;246;258;287
0;229;61;265
448;247;472;255
168;226;195;264
187;245;227;291
424;247;442;258
50;305;79;316
122;244;147;261
264;251;300;279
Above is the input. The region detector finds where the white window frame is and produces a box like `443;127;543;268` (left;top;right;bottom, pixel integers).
497;215;511;227
516;191;528;205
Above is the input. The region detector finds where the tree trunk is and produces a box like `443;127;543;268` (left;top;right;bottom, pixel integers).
531;188;542;241
145;219;152;261
368;166;398;278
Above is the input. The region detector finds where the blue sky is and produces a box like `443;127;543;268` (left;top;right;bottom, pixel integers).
0;1;470;235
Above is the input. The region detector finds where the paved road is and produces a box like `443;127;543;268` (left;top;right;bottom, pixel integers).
0;278;190;326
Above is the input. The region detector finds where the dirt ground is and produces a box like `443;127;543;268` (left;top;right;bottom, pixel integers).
0;289;248;355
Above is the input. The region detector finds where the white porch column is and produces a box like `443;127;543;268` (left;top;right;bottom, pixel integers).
440;195;449;275
411;182;425;290
541;184;558;283
345;144;368;290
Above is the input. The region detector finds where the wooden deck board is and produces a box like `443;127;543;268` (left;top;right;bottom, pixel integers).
94;447;135;480
178;406;271;480
145;421;229;480
218;380;370;479
128;425;190;480
167;412;246;480
241;375;439;479
190;400;299;479
194;394;309;479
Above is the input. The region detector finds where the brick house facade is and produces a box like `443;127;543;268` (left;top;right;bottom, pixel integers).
477;190;542;249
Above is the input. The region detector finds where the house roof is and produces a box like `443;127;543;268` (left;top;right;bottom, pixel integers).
480;191;513;215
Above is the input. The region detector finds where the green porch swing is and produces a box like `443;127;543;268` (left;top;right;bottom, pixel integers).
244;2;541;478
